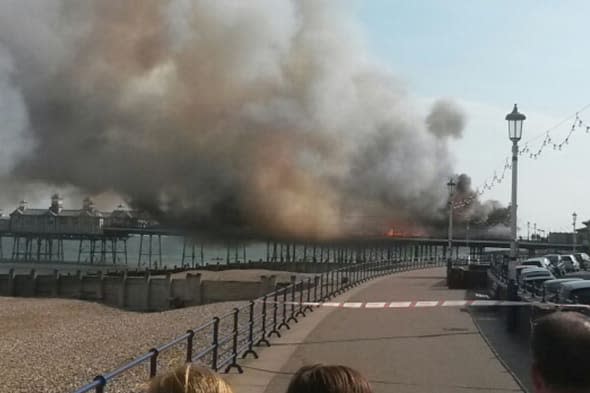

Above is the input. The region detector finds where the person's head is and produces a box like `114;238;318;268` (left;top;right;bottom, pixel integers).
531;311;590;393
147;364;233;393
286;364;373;393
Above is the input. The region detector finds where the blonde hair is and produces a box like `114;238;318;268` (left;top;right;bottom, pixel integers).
147;364;233;393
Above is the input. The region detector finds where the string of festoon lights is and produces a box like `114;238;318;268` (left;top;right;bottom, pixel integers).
453;104;590;210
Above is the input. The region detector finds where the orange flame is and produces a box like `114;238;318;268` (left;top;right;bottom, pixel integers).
385;226;426;238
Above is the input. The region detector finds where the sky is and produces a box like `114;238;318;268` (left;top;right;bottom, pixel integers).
354;0;590;234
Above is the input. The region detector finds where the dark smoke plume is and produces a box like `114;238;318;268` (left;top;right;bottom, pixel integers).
0;1;504;240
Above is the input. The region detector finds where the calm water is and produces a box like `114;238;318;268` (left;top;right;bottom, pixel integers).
0;235;268;272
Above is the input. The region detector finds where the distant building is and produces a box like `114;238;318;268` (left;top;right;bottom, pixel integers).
547;232;574;245
9;195;104;235
106;204;138;228
0;210;9;232
577;220;590;248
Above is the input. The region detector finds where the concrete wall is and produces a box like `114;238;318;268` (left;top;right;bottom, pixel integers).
201;281;259;304
200;261;351;274
0;269;276;312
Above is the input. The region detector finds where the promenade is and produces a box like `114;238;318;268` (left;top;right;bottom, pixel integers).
227;267;524;393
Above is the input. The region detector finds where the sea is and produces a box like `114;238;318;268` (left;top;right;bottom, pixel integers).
0;235;269;274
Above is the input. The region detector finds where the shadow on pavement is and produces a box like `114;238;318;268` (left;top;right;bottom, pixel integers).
244;365;522;392
466;290;532;393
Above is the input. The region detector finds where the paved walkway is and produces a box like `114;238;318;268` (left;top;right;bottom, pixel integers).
226;268;523;393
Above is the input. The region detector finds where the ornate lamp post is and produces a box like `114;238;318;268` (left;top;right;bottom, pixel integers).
573;212;578;253
506;104;526;278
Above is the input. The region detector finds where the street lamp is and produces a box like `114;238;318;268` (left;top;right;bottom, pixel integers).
447;178;456;264
573;212;578;253
506;104;526;279
527;221;530;241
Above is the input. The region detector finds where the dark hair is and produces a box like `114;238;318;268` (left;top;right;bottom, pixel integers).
531;311;590;391
286;364;373;393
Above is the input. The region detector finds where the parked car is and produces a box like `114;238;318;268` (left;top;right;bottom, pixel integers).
542;278;584;302
557;280;590;304
517;267;554;287
574;253;590;270
520;257;551;269
521;275;554;297
560;254;581;272
563;271;590;280
544;254;562;265
543;254;568;276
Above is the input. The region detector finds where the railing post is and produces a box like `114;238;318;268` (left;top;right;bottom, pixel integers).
304;277;314;312
296;280;306;317
256;296;271;346
93;376;106;393
313;275;320;303
330;270;335;296
278;287;290;329
268;291;281;337
211;317;220;371
148;348;159;378
287;282;298;323
186;329;195;363
243;301;259;358
225;308;243;373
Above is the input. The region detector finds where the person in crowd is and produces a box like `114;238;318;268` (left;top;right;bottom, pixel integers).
531;311;590;393
147;363;233;393
286;364;373;393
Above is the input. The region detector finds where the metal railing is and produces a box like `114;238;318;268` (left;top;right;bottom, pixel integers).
73;258;443;393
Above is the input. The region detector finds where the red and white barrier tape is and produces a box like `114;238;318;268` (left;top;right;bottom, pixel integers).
262;300;590;309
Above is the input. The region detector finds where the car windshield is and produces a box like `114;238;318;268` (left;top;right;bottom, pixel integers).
522;261;540;266
2;2;590;393
546;255;559;264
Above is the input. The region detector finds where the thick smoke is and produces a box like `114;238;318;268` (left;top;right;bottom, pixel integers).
0;1;492;239
449;174;511;238
426;100;464;139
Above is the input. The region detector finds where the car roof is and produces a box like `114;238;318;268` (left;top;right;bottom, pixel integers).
520;267;550;273
560;281;590;291
522;259;545;264
523;275;552;281
564;272;590;280
544;278;583;285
